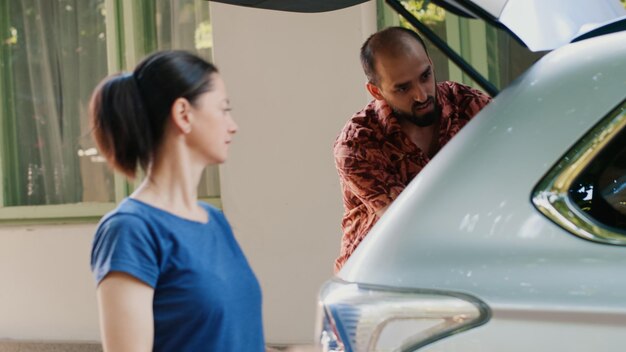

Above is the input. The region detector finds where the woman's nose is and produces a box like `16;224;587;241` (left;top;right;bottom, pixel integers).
229;117;238;134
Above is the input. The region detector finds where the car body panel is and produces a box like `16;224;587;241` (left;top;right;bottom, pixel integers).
433;0;626;51
468;0;505;17
418;312;626;351
499;0;626;51
208;0;369;13
211;0;626;52
338;29;626;312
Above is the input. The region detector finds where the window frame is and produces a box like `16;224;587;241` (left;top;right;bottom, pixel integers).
532;99;626;245
0;0;121;224
0;0;220;225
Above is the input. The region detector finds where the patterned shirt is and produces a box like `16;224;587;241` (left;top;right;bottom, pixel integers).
333;81;491;272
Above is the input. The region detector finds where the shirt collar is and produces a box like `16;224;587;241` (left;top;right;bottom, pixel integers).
373;99;403;135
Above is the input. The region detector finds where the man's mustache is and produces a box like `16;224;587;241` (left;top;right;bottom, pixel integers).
412;96;434;111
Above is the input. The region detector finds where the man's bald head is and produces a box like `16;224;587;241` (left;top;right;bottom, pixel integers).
360;27;429;85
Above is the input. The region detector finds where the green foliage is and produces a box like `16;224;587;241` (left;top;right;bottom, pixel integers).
399;0;445;27
4;27;17;45
195;21;212;50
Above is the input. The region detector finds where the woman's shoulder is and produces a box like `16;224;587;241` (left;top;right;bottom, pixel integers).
94;201;155;242
99;198;152;227
96;199;182;241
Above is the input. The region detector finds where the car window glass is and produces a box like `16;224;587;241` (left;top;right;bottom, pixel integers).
570;125;626;231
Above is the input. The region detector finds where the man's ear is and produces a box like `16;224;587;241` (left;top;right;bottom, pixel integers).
170;97;193;134
366;82;385;101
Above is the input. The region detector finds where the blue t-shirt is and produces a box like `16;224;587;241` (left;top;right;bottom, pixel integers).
91;198;264;351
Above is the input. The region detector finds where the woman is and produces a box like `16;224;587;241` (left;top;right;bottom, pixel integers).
89;51;264;351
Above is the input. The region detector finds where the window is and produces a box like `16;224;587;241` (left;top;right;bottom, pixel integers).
533;100;626;244
377;0;546;92
570;114;626;231
0;0;218;223
1;0;110;207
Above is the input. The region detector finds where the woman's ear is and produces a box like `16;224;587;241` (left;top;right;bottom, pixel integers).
170;97;193;134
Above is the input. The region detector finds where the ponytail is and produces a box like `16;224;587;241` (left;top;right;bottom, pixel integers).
89;73;153;178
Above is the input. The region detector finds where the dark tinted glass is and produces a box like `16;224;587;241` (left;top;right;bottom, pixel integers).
570;125;626;231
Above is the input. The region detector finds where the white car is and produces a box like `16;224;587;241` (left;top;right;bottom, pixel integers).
312;0;626;351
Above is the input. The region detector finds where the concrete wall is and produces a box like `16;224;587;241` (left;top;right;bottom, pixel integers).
0;224;99;341
211;1;375;343
0;1;375;345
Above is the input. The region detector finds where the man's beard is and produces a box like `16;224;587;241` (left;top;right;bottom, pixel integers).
391;96;441;127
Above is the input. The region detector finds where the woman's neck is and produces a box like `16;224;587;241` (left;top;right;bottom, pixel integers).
131;140;208;222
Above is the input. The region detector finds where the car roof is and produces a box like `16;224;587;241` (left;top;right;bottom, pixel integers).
210;0;626;52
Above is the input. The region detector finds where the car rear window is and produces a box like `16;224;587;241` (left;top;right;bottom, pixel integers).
533;99;626;244
570;125;626;231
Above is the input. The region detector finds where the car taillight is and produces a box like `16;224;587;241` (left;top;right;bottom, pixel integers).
316;280;490;352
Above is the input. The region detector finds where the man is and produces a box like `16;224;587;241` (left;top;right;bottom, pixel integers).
333;26;492;272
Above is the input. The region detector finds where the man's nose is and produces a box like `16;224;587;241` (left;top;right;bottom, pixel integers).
412;86;428;103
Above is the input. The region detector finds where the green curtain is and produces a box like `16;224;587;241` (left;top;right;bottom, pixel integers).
0;0;20;206
1;0;218;207
2;0;110;206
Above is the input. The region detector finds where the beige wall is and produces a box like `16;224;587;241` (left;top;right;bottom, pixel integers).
0;1;376;345
0;224;100;341
210;1;375;344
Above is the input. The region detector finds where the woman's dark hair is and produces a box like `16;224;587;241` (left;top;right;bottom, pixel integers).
90;50;218;178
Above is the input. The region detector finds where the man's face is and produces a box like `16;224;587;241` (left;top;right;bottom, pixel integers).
368;41;439;127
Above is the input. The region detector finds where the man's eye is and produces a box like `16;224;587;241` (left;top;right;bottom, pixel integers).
395;86;408;93
421;70;432;81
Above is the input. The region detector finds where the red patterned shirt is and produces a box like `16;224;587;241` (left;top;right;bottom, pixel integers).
333;81;491;272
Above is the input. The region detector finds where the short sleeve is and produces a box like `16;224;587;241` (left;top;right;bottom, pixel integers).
90;214;159;287
334;141;406;214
